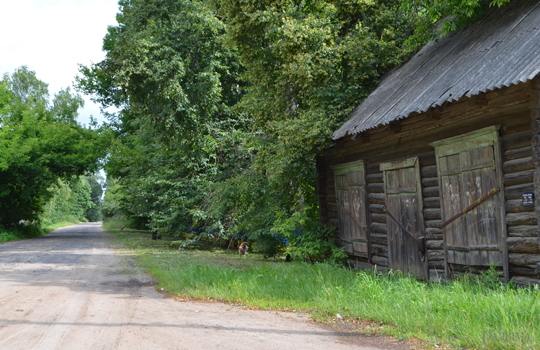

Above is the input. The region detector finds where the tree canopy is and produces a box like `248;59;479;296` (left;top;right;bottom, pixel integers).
78;0;515;259
0;67;109;227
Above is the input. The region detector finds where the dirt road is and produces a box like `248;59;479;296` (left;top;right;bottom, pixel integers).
0;223;406;350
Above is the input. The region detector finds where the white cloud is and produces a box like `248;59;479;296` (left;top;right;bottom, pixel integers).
0;0;119;124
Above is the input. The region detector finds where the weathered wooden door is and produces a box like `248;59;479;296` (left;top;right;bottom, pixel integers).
431;126;509;280
331;161;369;258
381;157;428;280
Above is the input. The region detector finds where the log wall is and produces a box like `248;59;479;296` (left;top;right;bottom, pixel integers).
320;79;540;285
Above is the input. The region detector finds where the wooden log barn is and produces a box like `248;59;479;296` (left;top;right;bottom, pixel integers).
317;0;540;285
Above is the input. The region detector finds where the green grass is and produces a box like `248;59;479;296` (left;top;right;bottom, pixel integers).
0;217;82;243
106;222;540;350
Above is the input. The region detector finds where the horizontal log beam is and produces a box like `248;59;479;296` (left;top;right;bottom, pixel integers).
507;237;540;253
422;186;439;198
504;146;531;161
509;265;539;277
370;222;387;234
505;199;534;213
424;209;442;220
421;165;438;178
371;244;388;257
512;277;540;286
429;269;446;281
429;261;444;269
425;220;442;229
368;193;385;205
503;156;534;174
504;183;534;200
502;130;532;151
506;212;538;226
428;250;444;261
508;253;540;266
503;169;535;186
507;225;539;237
370;234;387;245
424;197;441;208
371;213;387;223
366;173;383;184
368;183;384;194
422;177;439;187
427;240;444;250
369;204;385;214
371;256;388;267
425;228;443;240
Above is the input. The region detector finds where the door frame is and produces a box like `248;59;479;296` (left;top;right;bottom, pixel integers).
430;125;509;281
331;160;371;261
380;156;428;280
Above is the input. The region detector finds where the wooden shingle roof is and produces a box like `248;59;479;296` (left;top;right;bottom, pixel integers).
333;0;540;140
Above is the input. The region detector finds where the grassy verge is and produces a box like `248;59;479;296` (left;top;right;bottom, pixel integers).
105;222;539;350
0;217;82;244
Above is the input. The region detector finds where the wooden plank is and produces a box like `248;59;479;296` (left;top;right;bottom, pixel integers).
447;245;499;251
331;160;365;176
324;99;530;161
380;157;417;171
382;157;427;280
430;125;500;154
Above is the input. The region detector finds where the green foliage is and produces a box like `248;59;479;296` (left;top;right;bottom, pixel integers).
0;67;110;228
40;175;102;225
272;199;348;264
419;0;512;35
217;0;430;199
84;0;515;262
84;175;104;222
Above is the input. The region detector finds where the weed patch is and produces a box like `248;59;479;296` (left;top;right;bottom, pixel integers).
108;224;540;350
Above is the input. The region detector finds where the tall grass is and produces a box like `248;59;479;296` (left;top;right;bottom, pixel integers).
109;226;540;350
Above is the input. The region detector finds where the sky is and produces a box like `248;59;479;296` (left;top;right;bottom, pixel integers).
0;0;120;125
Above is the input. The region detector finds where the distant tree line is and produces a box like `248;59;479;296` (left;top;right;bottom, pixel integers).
0;67;109;231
